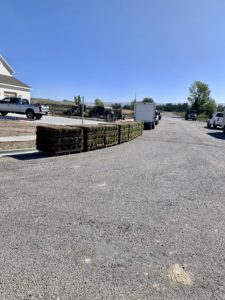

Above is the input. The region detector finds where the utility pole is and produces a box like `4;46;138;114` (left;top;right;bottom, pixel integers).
81;96;84;125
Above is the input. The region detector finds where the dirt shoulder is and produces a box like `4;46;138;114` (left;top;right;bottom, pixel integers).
0;118;37;150
0;141;36;151
0;119;37;137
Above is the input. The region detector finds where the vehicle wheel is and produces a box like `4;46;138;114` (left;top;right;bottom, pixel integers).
207;122;211;128
152;123;155;129
185;117;188;120
213;122;217;129
223;127;225;134
26;110;35;119
36;114;42;120
0;112;8;116
144;123;151;130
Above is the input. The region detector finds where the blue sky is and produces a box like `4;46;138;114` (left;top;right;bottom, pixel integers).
1;0;225;103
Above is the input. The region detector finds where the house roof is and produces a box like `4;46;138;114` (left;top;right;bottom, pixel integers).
0;74;31;89
0;55;15;75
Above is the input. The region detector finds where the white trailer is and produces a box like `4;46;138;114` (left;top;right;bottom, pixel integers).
134;102;156;129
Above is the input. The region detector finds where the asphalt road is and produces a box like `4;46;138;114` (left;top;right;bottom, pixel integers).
1;114;225;299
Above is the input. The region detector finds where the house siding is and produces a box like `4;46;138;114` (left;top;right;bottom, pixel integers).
0;85;30;100
0;63;11;76
0;55;31;101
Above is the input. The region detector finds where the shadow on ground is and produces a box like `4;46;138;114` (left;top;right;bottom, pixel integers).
207;132;225;140
0;116;33;121
9;152;54;161
8;150;82;160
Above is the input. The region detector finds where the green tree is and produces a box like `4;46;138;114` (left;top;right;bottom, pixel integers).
74;95;81;105
156;102;189;112
95;98;104;107
204;97;217;116
142;97;154;103
217;104;224;112
188;81;211;114
112;103;121;109
123;104;131;110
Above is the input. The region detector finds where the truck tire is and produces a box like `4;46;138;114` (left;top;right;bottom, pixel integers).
152;122;155;129
36;114;42;120
0;112;8;116
213;122;217;129
26;110;35;119
144;123;150;130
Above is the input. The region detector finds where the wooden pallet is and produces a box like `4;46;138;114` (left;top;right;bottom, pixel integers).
104;142;118;148
38;148;82;156
85;144;105;151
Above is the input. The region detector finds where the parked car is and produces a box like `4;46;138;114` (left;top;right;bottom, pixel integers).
207;112;224;128
185;111;197;120
63;104;86;116
155;110;161;125
89;106;118;120
0;97;49;119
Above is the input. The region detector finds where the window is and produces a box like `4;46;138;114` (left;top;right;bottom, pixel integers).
9;98;20;104
216;113;223;118
1;97;10;103
4;91;17;98
22;99;29;105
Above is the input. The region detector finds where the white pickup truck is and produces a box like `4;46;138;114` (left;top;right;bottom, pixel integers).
0;97;49;119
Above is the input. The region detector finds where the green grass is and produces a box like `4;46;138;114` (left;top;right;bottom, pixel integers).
31;97;73;105
196;114;208;122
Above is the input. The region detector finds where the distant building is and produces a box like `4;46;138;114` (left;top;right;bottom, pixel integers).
0;55;31;100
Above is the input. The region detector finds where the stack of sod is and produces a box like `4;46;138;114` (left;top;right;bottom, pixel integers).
104;124;119;147
77;125;105;151
116;122;130;144
128;121;143;140
36;125;83;154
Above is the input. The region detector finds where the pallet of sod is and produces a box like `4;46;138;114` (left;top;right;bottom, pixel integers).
36;125;83;154
77;125;105;151
104;124;119;147
129;121;143;140
116;122;130;144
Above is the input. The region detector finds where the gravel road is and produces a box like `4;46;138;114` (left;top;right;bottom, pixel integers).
6;113;102;125
0;114;225;299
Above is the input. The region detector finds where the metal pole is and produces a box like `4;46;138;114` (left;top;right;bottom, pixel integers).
82;96;84;125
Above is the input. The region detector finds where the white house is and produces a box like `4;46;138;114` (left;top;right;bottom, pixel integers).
0;55;31;100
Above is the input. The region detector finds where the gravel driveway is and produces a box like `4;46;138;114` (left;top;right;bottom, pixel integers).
6;113;102;125
0;114;225;299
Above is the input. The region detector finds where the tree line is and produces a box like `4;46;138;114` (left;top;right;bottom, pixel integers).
74;81;224;116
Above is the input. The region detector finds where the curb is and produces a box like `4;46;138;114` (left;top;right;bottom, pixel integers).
0;148;38;157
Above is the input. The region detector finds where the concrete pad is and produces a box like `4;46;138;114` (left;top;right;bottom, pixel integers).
6;114;104;126
0;135;36;142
